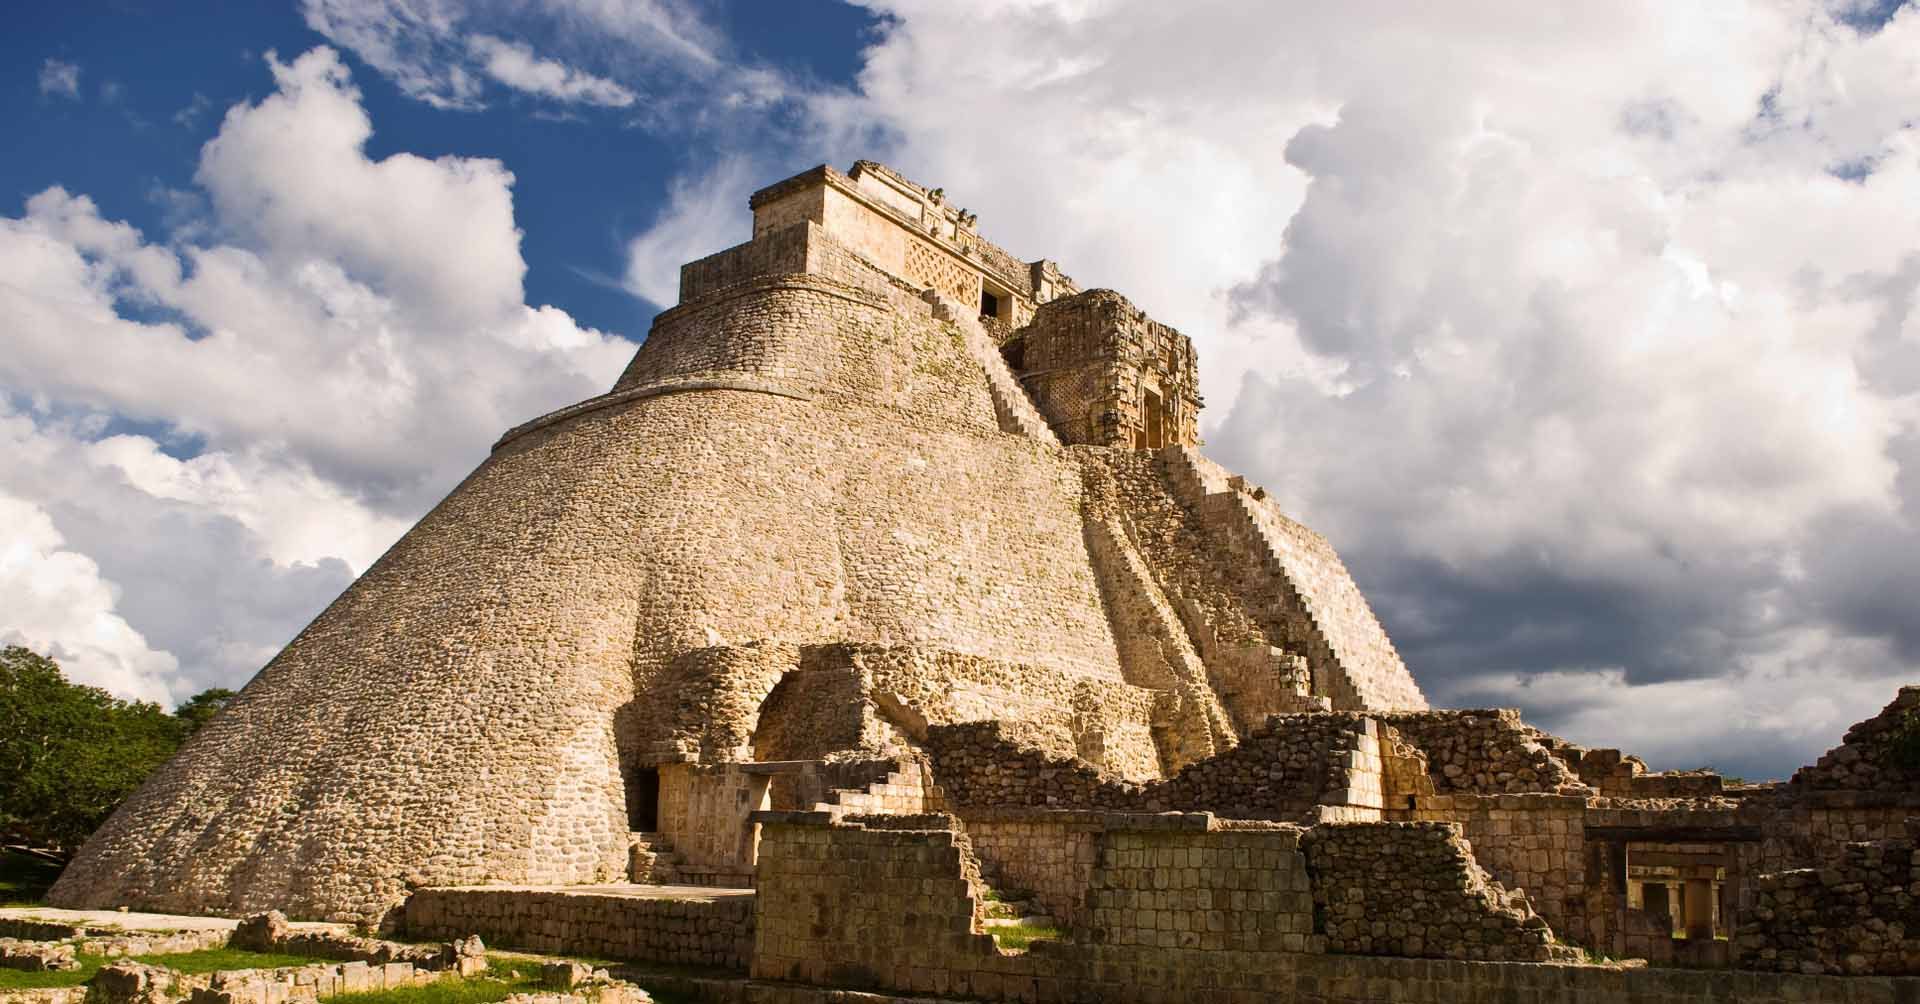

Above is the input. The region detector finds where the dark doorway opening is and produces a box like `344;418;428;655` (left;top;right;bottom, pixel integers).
630;767;660;832
1144;390;1166;449
980;289;1001;319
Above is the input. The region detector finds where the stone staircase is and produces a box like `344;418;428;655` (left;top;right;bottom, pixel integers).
810;757;944;818
979;887;1064;953
923;290;1061;446
1158;445;1420;711
626;832;688;884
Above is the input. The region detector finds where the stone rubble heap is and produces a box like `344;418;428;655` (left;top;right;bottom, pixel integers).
0;938;77;972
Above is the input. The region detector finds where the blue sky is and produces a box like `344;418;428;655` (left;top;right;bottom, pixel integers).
6;2;879;341
5;0;1919;781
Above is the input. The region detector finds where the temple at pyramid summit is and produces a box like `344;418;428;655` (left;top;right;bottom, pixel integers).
48;161;1920;998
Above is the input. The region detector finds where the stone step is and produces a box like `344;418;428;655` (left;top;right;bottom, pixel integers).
627;832;686;884
983;914;1057;928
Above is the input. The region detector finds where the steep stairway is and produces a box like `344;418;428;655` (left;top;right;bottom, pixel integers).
923;290;1061;446
1158;445;1421;711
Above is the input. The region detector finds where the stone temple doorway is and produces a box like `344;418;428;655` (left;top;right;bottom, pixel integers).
630;767;660;832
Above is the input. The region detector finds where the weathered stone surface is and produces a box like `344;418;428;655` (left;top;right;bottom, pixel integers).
51;160;1424;925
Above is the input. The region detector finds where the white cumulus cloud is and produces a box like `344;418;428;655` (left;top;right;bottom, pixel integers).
0;494;179;705
467;34;637;107
0;46;634;703
804;0;1920;776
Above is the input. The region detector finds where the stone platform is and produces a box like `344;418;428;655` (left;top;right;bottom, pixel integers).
0;906;347;935
402;884;754;973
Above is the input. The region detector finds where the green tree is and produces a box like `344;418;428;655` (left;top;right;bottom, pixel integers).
0;647;226;857
173;687;237;736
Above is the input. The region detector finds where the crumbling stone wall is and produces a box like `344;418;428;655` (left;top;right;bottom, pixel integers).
1738;832;1920;975
1792;687;1920;791
1304;822;1569;962
924;713;1381;820
1378;709;1584;795
1407;793;1596;946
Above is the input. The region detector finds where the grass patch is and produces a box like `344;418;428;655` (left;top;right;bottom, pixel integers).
0;947;350;991
990;921;1063;953
322;959;543;1004
0;848;62;906
130;948;321;974
0;956;105;991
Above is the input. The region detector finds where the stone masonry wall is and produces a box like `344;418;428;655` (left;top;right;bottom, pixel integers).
1379;709;1585;795
959;812;1103;928
746;813;1908;1003
405;887;752;971
664;959;1920;1004
1087;822;1320;953
924;714;1378;820
1738;832;1920;975
54;269;1132;924
1302;822;1569;962
1407;793;1596;947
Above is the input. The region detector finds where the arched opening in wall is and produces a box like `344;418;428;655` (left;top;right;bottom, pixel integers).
630;768;660;832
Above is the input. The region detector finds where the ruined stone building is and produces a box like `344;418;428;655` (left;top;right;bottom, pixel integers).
50;162;1920;1001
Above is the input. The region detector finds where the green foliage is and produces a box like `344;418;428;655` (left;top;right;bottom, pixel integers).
0;646;236;857
323;965;544;1004
1888;709;1920;771
173;688;237;735
989;921;1064;952
0;846;63;905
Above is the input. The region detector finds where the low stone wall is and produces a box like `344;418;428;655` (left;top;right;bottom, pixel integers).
754;814;1584;998
75;930;230;959
924;714;1378;820
0;921;80;942
750;813;1918;1003
0;989;84;1004
0;939;74;972
1302;822;1568;962
80;957;438;1004
404;888;752;972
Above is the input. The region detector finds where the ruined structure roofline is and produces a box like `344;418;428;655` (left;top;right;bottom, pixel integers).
747;163;841;210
